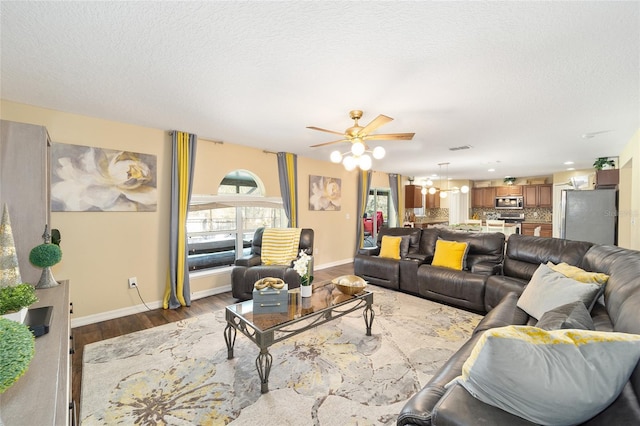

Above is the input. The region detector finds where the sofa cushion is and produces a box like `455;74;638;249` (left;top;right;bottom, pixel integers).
379;235;402;260
535;301;595;331
438;229;505;270
548;261;610;284
449;326;640;426
432;240;469;270
376;227;421;254
516;264;601;320
502;234;593;281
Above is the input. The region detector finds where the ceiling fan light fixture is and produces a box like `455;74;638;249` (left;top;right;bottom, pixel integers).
460;185;470;194
428;187;437;195
421;186;427;195
343;155;357;171
372;146;386;159
330;150;342;163
425;179;433;186
359;154;372;170
351;140;365;156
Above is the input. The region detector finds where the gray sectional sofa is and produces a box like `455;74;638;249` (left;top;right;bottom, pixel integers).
354;227;505;313
353;228;640;425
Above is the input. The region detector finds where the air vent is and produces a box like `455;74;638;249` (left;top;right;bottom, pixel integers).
449;145;472;151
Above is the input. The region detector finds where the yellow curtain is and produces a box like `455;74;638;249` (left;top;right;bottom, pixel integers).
277;152;298;227
164;131;197;309
356;170;372;251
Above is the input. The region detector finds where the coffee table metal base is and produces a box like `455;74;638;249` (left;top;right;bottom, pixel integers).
224;290;373;393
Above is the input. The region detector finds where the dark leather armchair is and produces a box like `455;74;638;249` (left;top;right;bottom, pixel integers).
231;227;314;300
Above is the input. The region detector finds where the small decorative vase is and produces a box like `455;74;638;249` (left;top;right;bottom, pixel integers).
36;266;58;289
300;285;312;298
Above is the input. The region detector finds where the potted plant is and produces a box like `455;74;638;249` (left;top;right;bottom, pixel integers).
29;226;62;289
0;283;38;323
503;177;517;185
293;250;314;297
593;157;616;170
0;316;35;393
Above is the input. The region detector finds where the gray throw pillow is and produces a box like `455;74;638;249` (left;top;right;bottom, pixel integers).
535;301;595;331
448;326;640;426
517;264;601;320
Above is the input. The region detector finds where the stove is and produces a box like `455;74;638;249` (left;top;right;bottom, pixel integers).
497;212;524;234
496;212;525;223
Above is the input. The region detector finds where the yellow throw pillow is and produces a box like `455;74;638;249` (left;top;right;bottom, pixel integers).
432;240;469;270
547;262;609;285
379;236;402;260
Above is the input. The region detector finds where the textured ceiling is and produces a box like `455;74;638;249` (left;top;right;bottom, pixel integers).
1;1;639;181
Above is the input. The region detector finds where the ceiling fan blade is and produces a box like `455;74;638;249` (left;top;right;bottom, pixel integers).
364;133;415;141
306;126;345;136
310;139;349;148
358;114;393;136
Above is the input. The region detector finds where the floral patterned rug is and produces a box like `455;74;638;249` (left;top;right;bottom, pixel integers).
81;285;481;425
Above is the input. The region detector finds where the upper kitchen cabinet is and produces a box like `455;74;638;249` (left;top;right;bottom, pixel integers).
425;192;441;209
595;169;619;189
524;184;552;208
0;120;51;285
471;187;496;208
405;184;423;208
495;185;523;196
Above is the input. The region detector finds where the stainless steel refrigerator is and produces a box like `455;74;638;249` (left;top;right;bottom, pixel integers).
560;189;617;245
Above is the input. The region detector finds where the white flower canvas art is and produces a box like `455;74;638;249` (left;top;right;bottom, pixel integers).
309;175;341;211
51;143;157;212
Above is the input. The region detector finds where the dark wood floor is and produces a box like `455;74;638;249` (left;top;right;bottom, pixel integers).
71;263;354;407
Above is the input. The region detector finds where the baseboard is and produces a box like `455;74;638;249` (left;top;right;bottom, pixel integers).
71;284;232;328
71;258;354;328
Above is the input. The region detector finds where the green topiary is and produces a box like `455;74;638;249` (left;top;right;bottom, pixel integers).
0;283;38;315
0;317;35;393
29;243;62;268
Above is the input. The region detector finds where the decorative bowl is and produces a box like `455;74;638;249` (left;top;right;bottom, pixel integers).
332;275;367;295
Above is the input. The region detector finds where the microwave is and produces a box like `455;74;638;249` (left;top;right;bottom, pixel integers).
495;196;523;209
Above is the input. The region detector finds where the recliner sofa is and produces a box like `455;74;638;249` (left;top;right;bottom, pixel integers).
353;227;505;312
396;234;640;426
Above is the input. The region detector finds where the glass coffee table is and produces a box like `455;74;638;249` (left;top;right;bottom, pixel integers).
224;281;374;393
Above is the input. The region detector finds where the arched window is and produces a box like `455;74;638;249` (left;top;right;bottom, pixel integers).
186;170;286;272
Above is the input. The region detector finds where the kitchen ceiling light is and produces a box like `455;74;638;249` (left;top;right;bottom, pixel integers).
330;150;342;163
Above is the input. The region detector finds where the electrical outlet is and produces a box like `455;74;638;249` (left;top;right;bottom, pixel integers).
128;277;138;289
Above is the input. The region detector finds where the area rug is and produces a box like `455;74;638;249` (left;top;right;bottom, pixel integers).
81;286;481;425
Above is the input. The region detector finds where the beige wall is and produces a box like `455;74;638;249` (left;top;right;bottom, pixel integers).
619;129;640;249
1;100;369;323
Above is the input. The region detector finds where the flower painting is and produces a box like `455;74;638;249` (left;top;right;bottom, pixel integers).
51;143;157;212
309;175;341;211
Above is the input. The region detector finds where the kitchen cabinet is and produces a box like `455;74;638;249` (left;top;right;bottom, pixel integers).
405;185;423;208
522;223;552;237
523;184;552;208
496;185;523;196
472;187;496;208
595;169;619;189
425;192;440;208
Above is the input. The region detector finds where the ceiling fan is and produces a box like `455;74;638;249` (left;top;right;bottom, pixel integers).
307;109;415;147
307;110;415;171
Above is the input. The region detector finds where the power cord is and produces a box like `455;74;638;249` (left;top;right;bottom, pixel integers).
133;284;152;311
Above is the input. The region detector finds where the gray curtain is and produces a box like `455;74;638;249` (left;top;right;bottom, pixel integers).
355;170;372;252
389;173;401;227
164;131;197;309
277;152;298;227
